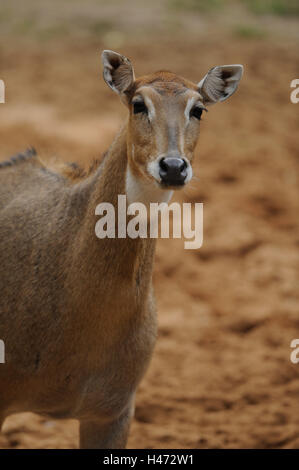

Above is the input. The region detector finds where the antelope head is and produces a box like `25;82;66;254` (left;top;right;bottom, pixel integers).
102;50;243;203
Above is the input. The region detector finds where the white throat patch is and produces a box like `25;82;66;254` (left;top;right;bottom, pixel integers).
126;165;173;207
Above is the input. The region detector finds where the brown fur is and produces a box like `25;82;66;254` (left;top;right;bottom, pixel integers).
58;155;107;182
125;73;202;184
129;71;198;97
0;51;242;448
0;125;157;448
0;147;40;169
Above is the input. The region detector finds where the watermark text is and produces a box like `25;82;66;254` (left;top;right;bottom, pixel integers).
290;79;299;103
0;339;5;363
290;339;299;364
0;79;5;103
95;195;203;249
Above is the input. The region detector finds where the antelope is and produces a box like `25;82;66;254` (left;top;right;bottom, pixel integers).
0;50;243;448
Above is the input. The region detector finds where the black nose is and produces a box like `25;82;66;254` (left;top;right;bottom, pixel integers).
159;157;188;186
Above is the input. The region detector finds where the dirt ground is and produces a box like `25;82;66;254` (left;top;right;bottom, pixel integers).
0;7;299;448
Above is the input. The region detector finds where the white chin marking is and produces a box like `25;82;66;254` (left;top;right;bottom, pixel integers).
126;165;173;206
185;165;193;183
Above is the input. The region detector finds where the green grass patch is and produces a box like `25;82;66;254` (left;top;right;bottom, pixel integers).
170;0;299;16
233;24;267;38
89;20;115;35
169;0;225;12
13;18;37;35
243;0;299;16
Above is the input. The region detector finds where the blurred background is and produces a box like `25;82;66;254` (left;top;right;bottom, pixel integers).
0;0;299;448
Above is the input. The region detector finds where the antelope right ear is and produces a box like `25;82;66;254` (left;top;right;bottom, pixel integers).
198;64;243;105
101;50;135;95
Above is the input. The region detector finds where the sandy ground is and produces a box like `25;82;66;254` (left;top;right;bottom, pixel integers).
0;29;299;448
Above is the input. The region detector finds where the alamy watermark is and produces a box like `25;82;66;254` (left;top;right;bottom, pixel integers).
95;195;203;249
0;79;5;103
0;339;5;363
290;339;299;364
290;79;299;104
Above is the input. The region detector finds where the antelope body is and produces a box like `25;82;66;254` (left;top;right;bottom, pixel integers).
0;51;242;448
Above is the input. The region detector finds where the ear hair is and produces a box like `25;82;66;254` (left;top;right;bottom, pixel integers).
198;65;243;105
101;50;135;95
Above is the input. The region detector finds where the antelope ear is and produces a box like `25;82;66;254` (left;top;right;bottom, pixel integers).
198;65;243;105
101;50;135;95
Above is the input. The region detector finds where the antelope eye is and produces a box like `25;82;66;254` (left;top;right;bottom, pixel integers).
133;101;148;115
190;107;203;120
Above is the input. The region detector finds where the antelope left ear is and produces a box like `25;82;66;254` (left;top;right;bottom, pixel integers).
198;65;243;105
101;50;135;95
